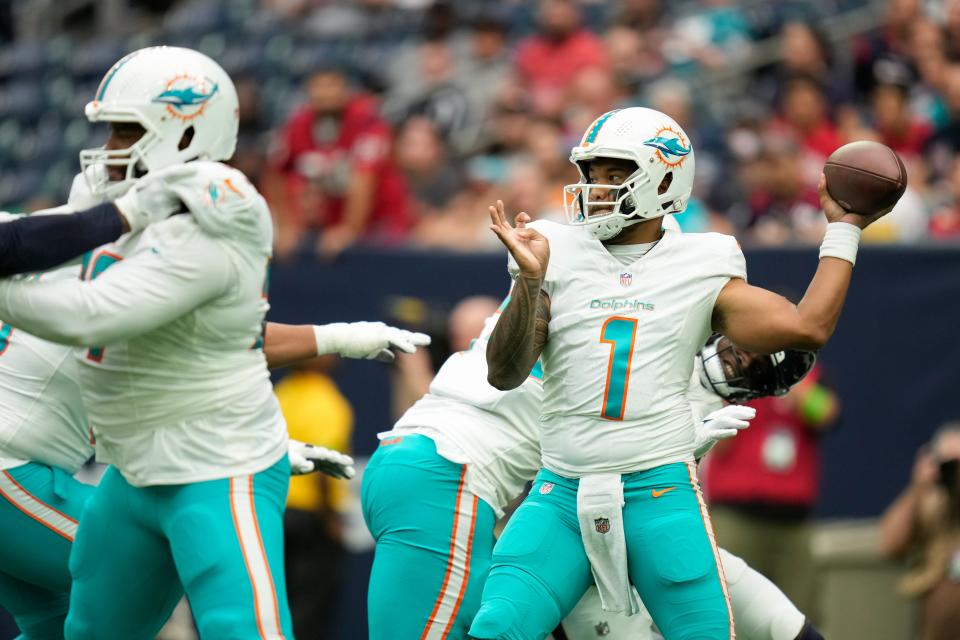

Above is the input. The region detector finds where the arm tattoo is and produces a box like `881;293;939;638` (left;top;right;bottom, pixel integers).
486;275;550;390
533;289;550;355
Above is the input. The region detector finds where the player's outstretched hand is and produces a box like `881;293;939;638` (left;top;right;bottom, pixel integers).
288;440;355;479
694;405;756;456
326;321;431;362
488;200;549;280
112;165;195;233
818;174;894;229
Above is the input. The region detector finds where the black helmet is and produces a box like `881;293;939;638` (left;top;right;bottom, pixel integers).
698;334;816;403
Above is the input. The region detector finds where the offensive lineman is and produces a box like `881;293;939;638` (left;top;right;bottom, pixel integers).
0;241;422;639
472;107;894;639
0;46;425;639
363;286;821;640
0;262;423;639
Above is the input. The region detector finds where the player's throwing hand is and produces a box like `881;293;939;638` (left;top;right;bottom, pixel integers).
818;174;894;229
488;200;550;280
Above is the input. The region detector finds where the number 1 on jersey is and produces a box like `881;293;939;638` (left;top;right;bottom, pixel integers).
600;316;638;421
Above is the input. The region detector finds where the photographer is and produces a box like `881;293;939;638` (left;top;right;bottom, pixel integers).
878;422;960;640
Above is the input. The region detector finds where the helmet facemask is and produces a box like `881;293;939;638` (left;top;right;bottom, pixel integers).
564;108;695;240
80;107;203;199
79;141;153;199
563;154;683;241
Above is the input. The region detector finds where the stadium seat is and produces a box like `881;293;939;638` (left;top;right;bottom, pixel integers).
0;81;45;121
67;40;126;81
0;40;49;80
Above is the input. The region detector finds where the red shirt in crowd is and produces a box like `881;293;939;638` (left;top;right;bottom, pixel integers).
703;369;826;509
930;206;960;238
515;30;608;113
878;120;933;159
271;95;411;239
769;118;842;162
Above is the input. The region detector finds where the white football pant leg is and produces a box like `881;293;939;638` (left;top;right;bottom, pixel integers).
559;551;805;640
560;585;657;640
721;547;806;640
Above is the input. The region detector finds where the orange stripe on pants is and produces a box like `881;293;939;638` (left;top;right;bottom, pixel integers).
686;462;735;640
0;470;77;541
439;494;479;640
421;466;469;639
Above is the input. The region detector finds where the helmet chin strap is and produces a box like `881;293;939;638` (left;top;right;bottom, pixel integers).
587;212;646;241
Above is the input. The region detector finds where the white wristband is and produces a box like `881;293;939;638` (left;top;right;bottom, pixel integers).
313;323;348;356
819;222;861;266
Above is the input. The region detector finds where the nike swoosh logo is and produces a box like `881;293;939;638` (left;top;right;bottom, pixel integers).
651;487;677;498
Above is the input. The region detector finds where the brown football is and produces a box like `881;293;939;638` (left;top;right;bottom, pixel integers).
823;141;907;215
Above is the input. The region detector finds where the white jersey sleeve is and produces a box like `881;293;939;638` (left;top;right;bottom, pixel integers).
0;265;91;473
718;233;746;284
688;357;724;424
0;231;232;346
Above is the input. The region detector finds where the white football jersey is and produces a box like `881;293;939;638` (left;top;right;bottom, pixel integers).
518;220;745;476
385;297;725;515
688;357;724;424
0;264;90;473
0;164;287;486
386;307;543;517
0;207;90;472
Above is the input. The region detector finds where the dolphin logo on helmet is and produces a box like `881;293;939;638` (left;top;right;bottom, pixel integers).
643;135;691;159
643;126;691;168
154;84;219;109
152;74;220;121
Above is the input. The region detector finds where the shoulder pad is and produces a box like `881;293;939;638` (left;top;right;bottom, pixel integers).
167;162;272;254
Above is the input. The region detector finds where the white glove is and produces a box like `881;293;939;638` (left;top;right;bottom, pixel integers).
112;165;194;233
67;169;105;210
693;404;756;459
313;321;431;363
288;439;355;479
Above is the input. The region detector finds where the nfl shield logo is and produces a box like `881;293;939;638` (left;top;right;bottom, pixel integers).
619;272;632;287
594;517;610;534
539;482;554;495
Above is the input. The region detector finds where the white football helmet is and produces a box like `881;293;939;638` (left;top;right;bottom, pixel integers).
79;46;239;198
564;107;695;241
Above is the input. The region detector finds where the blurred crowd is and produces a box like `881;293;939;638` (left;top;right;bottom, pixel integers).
4;0;960;255
243;0;960;257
